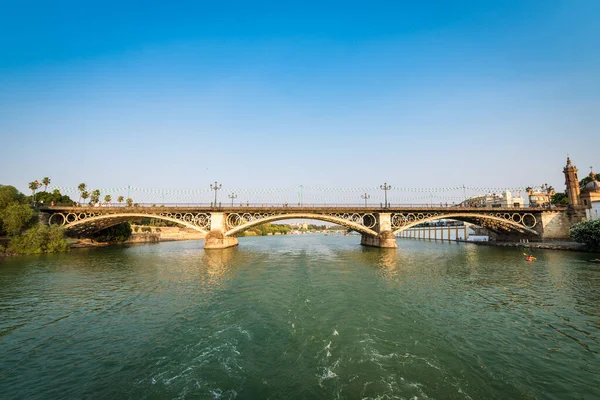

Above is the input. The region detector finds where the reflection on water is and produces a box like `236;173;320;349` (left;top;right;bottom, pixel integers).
0;236;599;399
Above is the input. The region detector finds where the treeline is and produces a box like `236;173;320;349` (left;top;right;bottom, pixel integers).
239;223;292;236
0;185;70;255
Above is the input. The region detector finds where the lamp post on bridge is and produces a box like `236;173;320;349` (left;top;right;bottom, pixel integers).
361;193;370;207
210;181;222;207
228;192;237;207
380;183;391;208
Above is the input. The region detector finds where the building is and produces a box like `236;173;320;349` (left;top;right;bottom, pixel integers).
563;157;581;207
526;184;555;208
581;170;600;220
462;190;524;208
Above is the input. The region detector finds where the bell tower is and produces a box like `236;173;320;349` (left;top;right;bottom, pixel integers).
563;157;580;207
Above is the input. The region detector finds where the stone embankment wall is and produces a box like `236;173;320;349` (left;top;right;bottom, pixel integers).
130;226;206;242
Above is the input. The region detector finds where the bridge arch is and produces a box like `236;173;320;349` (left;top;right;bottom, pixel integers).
225;213;378;237
391;212;538;236
50;212;210;235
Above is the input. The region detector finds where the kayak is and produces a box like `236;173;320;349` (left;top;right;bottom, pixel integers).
525;256;536;262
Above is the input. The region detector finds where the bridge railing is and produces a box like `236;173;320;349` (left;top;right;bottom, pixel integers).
40;202;569;210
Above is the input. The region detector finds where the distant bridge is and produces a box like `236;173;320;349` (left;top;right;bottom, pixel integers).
40;204;571;249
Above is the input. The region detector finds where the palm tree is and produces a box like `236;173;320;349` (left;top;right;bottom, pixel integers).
126;198;133;207
77;183;87;205
117;196;124;207
81;190;90;206
90;189;101;205
29;180;41;203
104;195;112;206
41;177;51;192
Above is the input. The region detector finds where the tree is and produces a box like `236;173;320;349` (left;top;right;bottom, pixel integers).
126;198;133;207
81;190;90;205
90;189;101;205
0;203;34;236
104;195;112;206
35;190;74;207
0;185;26;209
78;183;87;204
42;177;51;192
7;225;69;254
91;222;132;243
28;181;41;203
570;220;600;247
117;196;124;205
552;192;569;205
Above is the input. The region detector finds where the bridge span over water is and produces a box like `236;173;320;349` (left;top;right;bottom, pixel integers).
40;204;572;249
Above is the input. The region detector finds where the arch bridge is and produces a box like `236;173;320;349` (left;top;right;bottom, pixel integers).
40;205;567;249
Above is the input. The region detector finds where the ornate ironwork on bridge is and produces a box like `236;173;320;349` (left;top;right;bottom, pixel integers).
390;210;539;235
46;209;212;235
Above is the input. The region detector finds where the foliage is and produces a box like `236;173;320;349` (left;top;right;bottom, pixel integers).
41;177;51;192
551;192;569;205
580;173;600;190
570;220;600;247
0;203;34;236
90;189;101;205
134;226;139;232
81;190;89;204
0;185;26;209
126;198;133;207
117;196;124;204
78;183;87;203
28;181;41;201
247;223;291;236
104;195;112;204
34;190;74;206
141;226;152;233
91;222;132;243
8;225;69;255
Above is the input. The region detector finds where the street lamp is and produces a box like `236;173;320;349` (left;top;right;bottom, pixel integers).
380;183;391;208
228;191;237;206
361;193;370;207
210;181;222;206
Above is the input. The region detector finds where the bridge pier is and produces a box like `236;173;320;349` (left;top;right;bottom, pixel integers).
360;212;397;248
205;230;239;249
360;231;397;248
205;212;238;250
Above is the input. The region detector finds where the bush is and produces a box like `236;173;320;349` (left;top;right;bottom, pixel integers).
8;225;69;254
91;222;132;243
570;220;600;247
141;227;152;233
134;226;139;232
0;203;34;236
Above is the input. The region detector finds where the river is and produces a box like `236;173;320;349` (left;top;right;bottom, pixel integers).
1;236;599;399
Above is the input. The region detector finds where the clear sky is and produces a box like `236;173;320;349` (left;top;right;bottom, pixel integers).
1;1;599;204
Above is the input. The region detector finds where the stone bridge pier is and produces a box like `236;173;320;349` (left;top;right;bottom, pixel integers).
360;212;398;248
204;212;239;250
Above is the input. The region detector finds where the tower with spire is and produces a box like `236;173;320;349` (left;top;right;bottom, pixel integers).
563;157;581;207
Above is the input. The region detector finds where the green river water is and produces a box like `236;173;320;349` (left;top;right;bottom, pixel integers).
0;236;599;399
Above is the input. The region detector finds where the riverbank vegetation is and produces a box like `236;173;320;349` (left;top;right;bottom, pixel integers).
91;223;132;243
570;220;600;248
0;184;70;255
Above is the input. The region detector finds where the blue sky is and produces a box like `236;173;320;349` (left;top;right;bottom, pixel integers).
1;1;599;203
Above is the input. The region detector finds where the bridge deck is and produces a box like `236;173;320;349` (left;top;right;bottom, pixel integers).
40;205;564;213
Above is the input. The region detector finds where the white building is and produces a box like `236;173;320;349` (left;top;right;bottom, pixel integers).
462;190;524;208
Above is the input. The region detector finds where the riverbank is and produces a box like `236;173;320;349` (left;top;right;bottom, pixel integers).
466;240;600;253
71;226;206;248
